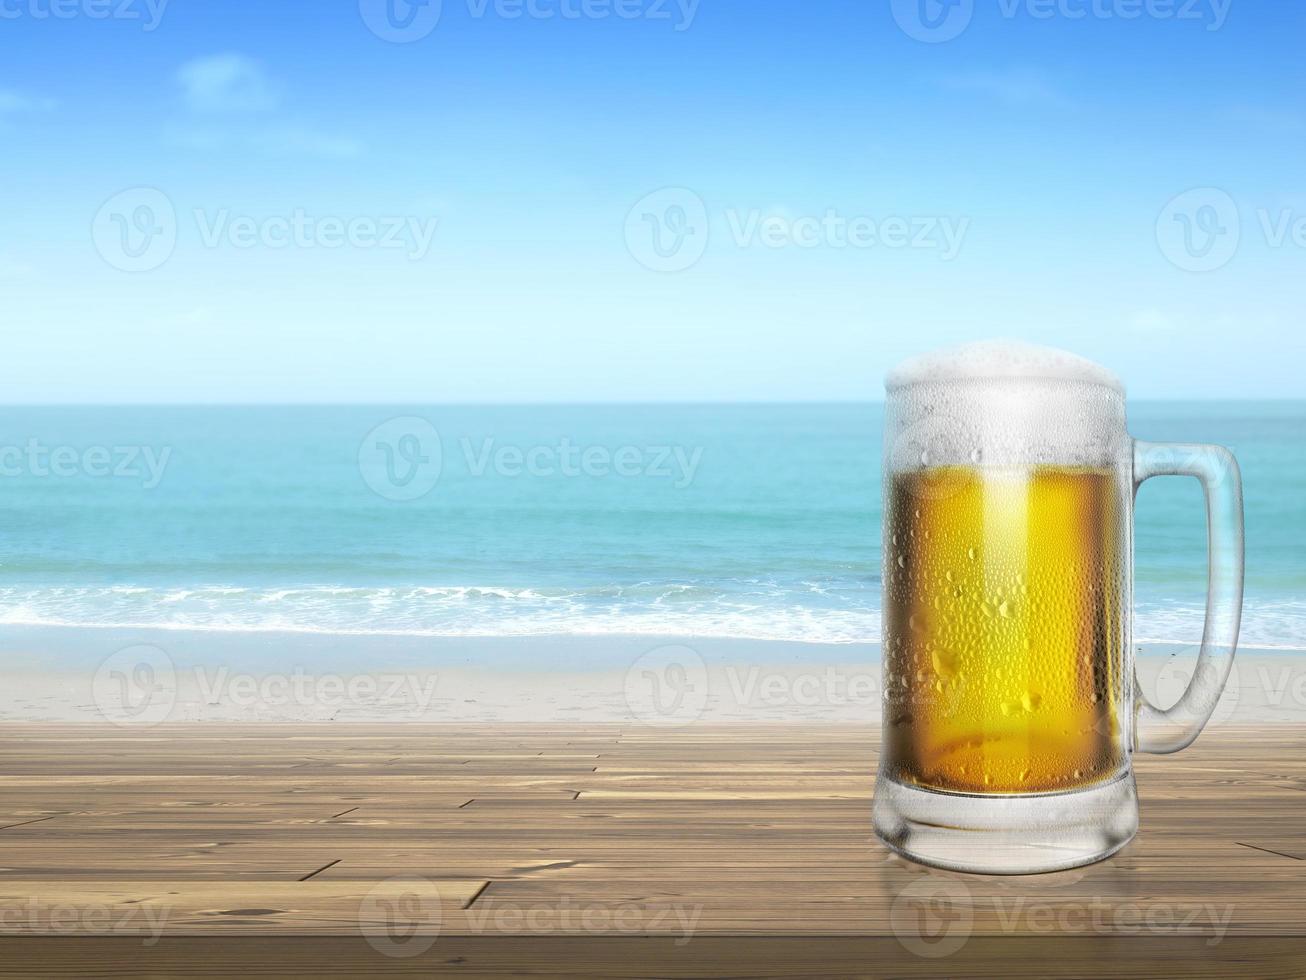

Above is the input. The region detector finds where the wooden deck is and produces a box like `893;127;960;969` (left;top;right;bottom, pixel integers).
0;724;1303;977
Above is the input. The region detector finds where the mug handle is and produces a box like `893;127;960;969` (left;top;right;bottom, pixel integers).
1132;441;1244;753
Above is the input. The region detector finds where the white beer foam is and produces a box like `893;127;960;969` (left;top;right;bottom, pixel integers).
885;341;1127;467
886;340;1123;393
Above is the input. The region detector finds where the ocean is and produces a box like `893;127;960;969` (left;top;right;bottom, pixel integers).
0;402;1301;650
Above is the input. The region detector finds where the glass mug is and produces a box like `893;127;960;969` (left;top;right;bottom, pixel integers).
872;342;1243;874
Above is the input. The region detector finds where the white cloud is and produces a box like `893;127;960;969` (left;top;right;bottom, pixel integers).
177;53;280;113
169;55;359;158
938;69;1068;107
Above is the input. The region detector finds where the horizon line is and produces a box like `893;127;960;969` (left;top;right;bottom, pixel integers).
0;398;1303;408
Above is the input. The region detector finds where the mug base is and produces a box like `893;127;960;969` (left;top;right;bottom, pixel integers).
872;772;1138;875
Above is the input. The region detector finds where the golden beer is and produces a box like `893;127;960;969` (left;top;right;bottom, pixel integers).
883;465;1127;794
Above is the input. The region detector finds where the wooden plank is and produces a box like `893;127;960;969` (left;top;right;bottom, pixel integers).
0;880;487;935
0;936;1304;978
0;723;1302;974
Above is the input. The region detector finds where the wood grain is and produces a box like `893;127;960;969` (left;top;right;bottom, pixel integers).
0;723;1302;977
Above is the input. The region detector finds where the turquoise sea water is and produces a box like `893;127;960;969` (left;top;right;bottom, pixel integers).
0;403;1301;648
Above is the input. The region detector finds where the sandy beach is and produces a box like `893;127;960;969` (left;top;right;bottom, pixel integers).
1;626;1302;727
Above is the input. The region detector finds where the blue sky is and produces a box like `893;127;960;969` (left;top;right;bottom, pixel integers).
1;0;1303;401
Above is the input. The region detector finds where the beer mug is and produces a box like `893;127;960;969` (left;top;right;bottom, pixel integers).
872;342;1243;874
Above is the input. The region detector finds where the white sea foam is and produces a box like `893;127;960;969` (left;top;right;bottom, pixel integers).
0;585;1299;648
